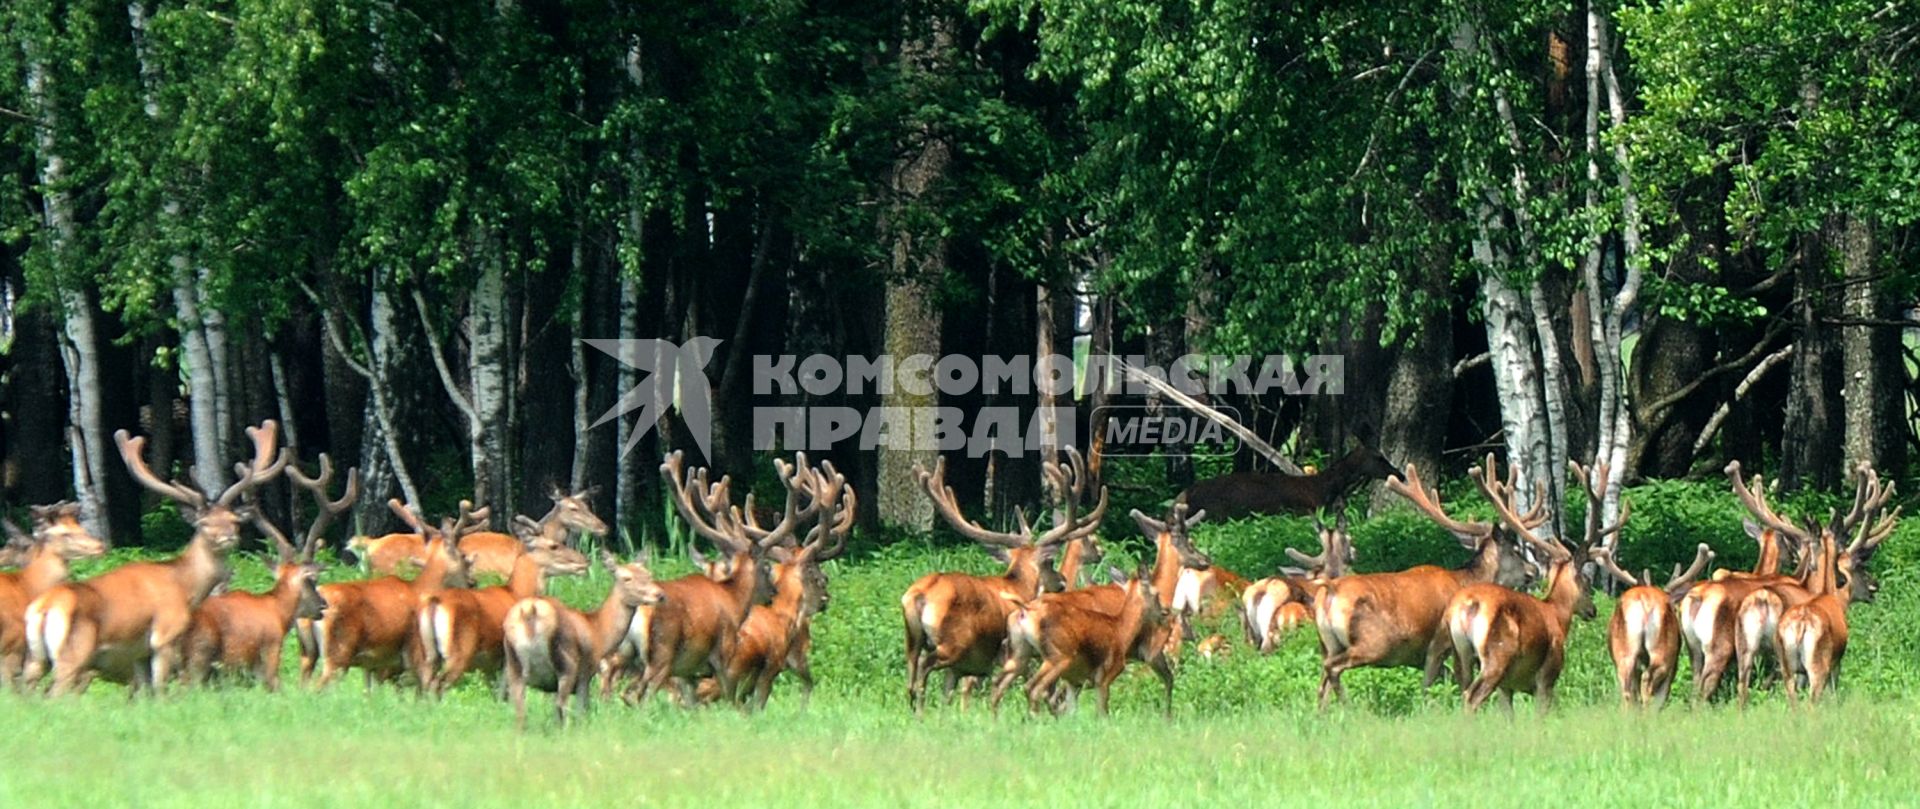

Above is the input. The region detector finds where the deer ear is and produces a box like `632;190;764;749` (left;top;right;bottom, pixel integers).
600;550;620;571
985;546;1011;564
1107;566;1128;586
689;545;710;567
1741;519;1764;541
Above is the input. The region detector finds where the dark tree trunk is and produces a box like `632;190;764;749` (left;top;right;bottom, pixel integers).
1369;255;1453;513
1780;226;1844;491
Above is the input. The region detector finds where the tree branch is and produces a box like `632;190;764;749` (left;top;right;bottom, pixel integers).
1692;345;1795;455
411;286;478;424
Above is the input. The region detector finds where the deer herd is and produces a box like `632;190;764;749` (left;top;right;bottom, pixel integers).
0;420;1903;726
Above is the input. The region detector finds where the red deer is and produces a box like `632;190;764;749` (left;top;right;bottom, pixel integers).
346;532;427;577
23;421;288;696
184;456;357;689
902;447;1107;712
454;488;610;579
1589;541;1712;709
1179;443;1401;520
300;500;484;689
504;552;667;730
1776;482;1896;706
413;517;592;698
1012;564;1169;717
1679;461;1863;702
609;451;818;707
703;457;854;710
1243;513;1352;653
0;505;107;686
1129;504;1214;654
989;503;1199;715
1441;460;1610;714
1312;457;1534;708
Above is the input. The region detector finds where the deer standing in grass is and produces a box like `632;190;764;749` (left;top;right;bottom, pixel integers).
901;448;1107;712
1013;564;1170;717
24;422;289;696
1775;466;1896;706
703;457;854;710
0;505;107;687
299;500;484;689
607;451;818;707
413;510;594;698
451;489;609;580
1311;458;1534;708
989;502;1201;715
1243;513;1352;653
184;456;357;690
504;552;667;730
1589;539;1713;709
1441;459;1610;714
1180;442;1401;519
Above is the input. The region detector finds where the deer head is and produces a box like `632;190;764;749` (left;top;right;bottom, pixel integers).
921;447;1109;596
24;502;108;563
118;420;290;555
1386;458;1535;589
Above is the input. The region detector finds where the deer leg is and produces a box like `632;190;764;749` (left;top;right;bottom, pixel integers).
46;621;96;699
1694;640;1731;703
1027;661;1065;717
260;644;284;693
505;653;529;733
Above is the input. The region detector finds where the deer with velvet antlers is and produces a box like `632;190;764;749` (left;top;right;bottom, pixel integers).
23;421;289;696
183;455;358;690
901;447;1108;712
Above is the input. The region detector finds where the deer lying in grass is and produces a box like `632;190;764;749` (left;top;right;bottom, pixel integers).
1243;513;1351;653
300;500;484;689
989;502;1199;716
1441;459;1608;714
24;421;288;696
452;488;609;579
184;456;356;690
607;452;817;707
1312;457;1534;708
0;505;107;687
505;552;667;730
901;448;1106;712
414;517;591;698
1589;540;1713;709
1775;465;1897;706
700;458;854;710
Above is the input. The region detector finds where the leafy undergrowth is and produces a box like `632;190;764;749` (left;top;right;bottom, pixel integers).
9;519;1920;807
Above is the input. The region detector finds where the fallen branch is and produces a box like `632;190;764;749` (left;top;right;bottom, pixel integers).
1691;344;1795;456
1117;360;1303;475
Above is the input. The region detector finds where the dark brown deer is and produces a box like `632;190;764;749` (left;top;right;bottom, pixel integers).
184;455;357;690
1440;459;1606;714
23;421;288;696
901;447;1107;712
300;500;484;689
609;451;817;707
0;505;107;686
1179;443;1401;520
504;552;667;730
1311;457;1535;708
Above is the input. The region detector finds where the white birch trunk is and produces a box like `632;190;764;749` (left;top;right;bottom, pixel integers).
468;239;511;514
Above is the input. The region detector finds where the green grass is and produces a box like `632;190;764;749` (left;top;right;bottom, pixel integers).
8;518;1920;807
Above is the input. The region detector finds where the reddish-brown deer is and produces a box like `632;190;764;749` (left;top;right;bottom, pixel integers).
0;505;107;687
1243;513;1351;653
901;448;1106;712
452;488;610;580
299;500;484;689
1013;564;1169;717
413;516;592;698
184;456;357;690
703;457;855;710
1775;466;1896;706
1179;443;1400;519
1441;459;1609;714
504;552;667;730
1589;540;1712;709
23;421;289;696
607;451;818;707
1312;457;1534;708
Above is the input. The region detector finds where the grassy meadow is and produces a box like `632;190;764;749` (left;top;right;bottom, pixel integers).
7;495;1920;807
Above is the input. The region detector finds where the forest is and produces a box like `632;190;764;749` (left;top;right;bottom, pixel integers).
1;0;1917;545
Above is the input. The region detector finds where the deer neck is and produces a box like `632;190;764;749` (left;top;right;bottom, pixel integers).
506;554;546;599
411;541;459;595
1003;556;1048;600
1460;538;1503;584
1058;539;1086;588
1317;450;1371;499
20;547;73;598
768;565;806;621
590;594;641;660
269;564;306;622
1542;562;1582;630
1152;536;1183;596
173;532;229;606
1754;530;1782;577
721;551;760;615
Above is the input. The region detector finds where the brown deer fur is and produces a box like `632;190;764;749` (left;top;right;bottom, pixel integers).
0;506;107;686
505;552;666;730
414;538;589;697
1013;567;1170;717
1590;542;1713;708
1179;444;1400;519
23;422;288;696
